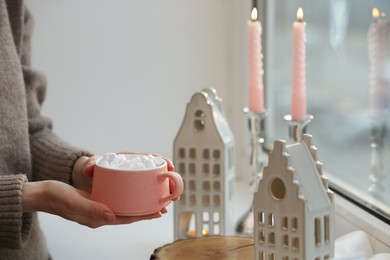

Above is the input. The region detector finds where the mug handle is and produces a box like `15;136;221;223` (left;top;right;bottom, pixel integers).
158;171;184;204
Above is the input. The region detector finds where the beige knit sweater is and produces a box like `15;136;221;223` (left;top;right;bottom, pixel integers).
0;1;92;259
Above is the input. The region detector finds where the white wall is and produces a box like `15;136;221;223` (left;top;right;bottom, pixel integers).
25;1;250;259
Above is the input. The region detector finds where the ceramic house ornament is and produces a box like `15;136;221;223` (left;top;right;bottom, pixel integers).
173;87;235;240
253;134;334;260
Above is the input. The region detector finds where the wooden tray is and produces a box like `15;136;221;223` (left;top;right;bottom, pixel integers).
150;236;254;260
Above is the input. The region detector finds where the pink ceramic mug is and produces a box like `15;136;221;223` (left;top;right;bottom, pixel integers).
91;154;184;216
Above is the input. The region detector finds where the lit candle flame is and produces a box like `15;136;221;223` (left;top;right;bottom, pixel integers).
372;7;380;19
251;7;258;21
297;7;304;21
186;229;209;237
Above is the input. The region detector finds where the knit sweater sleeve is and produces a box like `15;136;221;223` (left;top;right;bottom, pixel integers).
0;174;32;248
22;8;93;184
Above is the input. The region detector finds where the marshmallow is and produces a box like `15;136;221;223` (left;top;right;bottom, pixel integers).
144;158;156;169
154;156;165;166
99;160;109;167
97;153;166;170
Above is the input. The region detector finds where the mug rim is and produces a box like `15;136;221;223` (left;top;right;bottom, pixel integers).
94;153;167;172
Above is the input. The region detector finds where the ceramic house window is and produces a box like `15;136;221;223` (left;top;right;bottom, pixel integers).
282;216;288;230
292;217;298;231
315;217;321;246
324;215;330;243
194;110;205;132
258;211;265;225
283;234;289;248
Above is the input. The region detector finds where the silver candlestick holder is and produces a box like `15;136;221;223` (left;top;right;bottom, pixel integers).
284;114;314;143
235;108;268;236
368;117;387;198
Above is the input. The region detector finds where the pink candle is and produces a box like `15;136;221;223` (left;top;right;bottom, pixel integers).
248;7;265;113
368;7;389;117
291;7;307;121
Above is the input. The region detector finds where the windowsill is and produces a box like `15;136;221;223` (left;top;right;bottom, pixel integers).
330;174;390;221
333;191;390;253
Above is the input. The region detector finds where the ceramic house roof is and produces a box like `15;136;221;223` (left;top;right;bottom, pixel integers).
204;90;234;145
285;139;332;213
176;88;234;145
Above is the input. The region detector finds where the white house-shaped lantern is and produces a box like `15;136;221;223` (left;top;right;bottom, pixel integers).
253;134;334;260
173;87;235;240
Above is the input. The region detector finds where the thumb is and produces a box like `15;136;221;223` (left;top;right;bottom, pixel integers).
78;190;116;225
84;163;95;177
84;155;101;177
88;202;117;227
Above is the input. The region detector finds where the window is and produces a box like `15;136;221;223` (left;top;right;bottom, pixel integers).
259;251;265;260
189;163;196;175
258;211;265;225
202;181;210;192
268;213;275;227
179;162;185;175
189;194;196;206
180;211;196;238
202;211;209;222
315;218;321;246
268;232;275;246
202;195;210;206
228;146;234;169
292;237;299;250
292;217;298;231
324;215;330;243
178;148;185;159
213;181;221;191
202;224;209;236
213;195;221;207
194;110;205;131
213;149;221;160
256;0;390;220
213;212;220;223
180;194;186;205
189;180;196;191
213;224;220;235
282;216;288;230
203;149;210;160
189;148;196;159
283;234;289;248
212;164;220;177
202;163;209;176
269;177;286;200
258;230;265;243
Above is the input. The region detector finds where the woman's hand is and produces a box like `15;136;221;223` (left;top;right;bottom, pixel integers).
22;180;166;228
71;155;99;193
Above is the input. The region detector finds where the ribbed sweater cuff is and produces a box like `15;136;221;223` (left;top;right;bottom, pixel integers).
0;174;32;249
30;128;93;184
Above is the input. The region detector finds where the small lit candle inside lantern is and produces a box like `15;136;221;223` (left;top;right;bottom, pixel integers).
291;7;307;121
248;7;265;113
186;229;210;238
368;7;389;117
